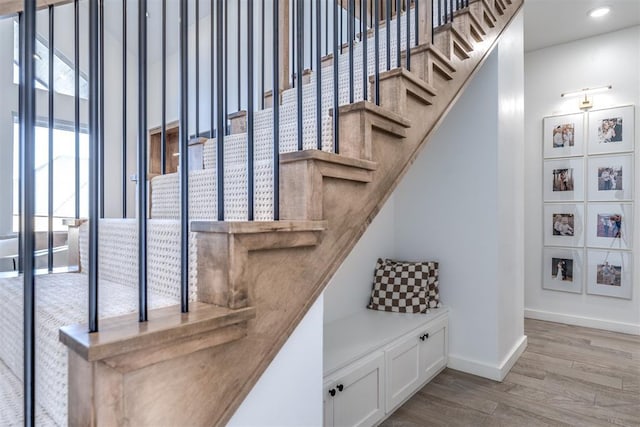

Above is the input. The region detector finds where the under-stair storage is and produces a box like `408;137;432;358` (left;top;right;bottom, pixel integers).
323;308;449;426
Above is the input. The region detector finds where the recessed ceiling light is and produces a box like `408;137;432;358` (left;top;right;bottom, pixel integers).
589;6;611;18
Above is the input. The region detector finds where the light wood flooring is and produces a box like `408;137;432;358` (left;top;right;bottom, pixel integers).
382;319;640;427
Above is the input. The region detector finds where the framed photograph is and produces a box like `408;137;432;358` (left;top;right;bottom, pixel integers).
543;113;584;158
543;247;583;293
588;105;635;154
586;203;633;250
543;158;584;201
544;204;584;247
587;154;634;201
587;249;632;299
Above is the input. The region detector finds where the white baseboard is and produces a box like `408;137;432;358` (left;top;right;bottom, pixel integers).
525;309;640;336
447;335;528;382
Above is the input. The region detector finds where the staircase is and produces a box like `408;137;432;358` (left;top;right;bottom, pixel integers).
4;0;523;425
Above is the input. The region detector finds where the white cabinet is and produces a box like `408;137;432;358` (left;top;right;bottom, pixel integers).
386;315;448;413
323;352;385;427
324;309;449;427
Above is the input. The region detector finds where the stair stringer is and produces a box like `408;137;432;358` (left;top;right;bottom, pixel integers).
61;1;524;425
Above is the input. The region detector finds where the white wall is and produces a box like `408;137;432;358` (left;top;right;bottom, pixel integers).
229;295;323;427
323;195;396;324
524;26;640;334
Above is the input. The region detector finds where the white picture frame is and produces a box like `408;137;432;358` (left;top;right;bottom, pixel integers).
543;247;583;294
543;113;584;158
587;154;634;201
543;203;584;247
586;203;633;250
588;105;635;154
587;249;633;299
543;158;584;201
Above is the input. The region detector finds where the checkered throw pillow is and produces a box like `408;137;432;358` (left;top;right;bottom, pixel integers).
367;258;441;313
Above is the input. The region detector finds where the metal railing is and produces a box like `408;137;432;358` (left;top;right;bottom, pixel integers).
8;0;473;424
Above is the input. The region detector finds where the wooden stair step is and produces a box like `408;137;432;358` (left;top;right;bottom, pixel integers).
280;150;378;221
454;8;488;43
434;23;474;60
373;67;437;116
406;43;456;82
60;302;256;367
470;0;498;28
193;220;328;309
336;101;411;160
494;0;507;15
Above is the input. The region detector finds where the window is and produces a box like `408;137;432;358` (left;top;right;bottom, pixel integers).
12;121;89;232
12;19;88;99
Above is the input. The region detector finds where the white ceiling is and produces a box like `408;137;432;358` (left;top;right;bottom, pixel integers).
524;0;640;52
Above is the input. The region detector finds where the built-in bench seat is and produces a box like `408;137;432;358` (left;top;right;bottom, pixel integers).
323;308;449;427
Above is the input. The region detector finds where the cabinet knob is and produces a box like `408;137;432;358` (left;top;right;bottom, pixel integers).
337;384;344;392
329;388;336;397
419;333;430;341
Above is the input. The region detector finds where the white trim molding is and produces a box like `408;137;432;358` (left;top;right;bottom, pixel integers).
525;308;640;335
447;335;528;382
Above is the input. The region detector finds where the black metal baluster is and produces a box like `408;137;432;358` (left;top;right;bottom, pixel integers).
18;12;23;274
449;0;453;21
362;0;367;100
138;0;148;322
316;0;322;150
415;0;419;46
333;0;339;153
161;0;166;174
210;0;214;138
89;0;100;333
48;6;54;272
248;0;255;219
21;1;36;423
396;0;400;67
438;0;442;26
339;0;342;49
348;0;353;103
196;0;200;136
74;0;79;220
180;0;189;312
296;0;303;150
374;0;380;105
224;0;228;121
99;0;104;219
237;0;240;112
216;0;225;220
406;0;410;70
310;0;313;70
273;0;280;220
260;0;265;109
386;0;390;70
122;0;128;217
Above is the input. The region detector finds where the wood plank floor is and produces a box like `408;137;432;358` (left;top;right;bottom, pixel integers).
382;319;640;427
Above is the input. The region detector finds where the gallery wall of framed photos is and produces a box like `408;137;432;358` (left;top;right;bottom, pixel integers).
542;105;635;299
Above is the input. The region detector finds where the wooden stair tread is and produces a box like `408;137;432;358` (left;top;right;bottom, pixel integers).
338;100;411;128
192;220;328;234
60;302;256;362
281;149;377;171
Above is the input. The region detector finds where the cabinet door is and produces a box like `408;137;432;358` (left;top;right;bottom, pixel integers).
332;353;385;427
419;319;448;384
385;334;421;413
323;380;335;427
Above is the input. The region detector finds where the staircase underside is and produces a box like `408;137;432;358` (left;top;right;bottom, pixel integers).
59;1;524;425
